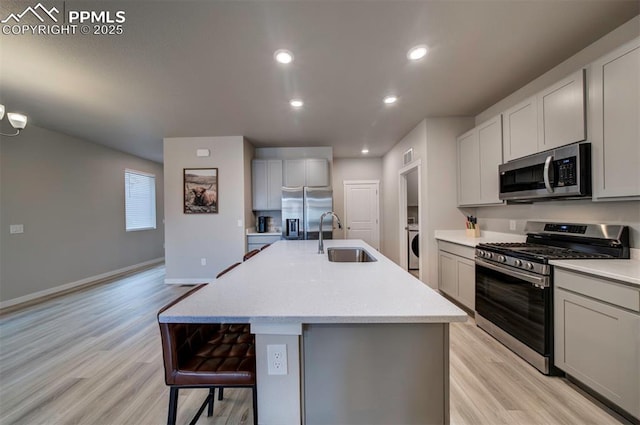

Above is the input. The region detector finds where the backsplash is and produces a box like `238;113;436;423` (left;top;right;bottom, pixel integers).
470;199;640;248
254;210;281;232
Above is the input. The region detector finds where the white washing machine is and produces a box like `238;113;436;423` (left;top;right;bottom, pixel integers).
408;224;419;270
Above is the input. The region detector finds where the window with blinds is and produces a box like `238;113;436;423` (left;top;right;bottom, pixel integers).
125;169;156;231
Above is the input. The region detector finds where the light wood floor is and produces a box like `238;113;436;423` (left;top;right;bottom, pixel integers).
0;265;628;425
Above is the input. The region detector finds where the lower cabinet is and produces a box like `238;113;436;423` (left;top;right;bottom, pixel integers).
554;268;639;421
438;241;475;310
247;234;281;252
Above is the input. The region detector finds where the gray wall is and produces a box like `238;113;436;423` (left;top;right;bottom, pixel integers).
476;16;640;124
0;125;164;302
473;201;640;248
383;120;428;264
471;15;640;246
382;118;474;288
332;157;383;239
163;136;252;282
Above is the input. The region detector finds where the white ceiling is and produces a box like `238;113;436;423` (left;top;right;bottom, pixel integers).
1;1;638;163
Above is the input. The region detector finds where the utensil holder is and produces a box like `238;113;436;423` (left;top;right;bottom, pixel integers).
466;227;480;238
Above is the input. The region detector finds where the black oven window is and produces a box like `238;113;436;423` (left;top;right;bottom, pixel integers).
475;264;551;355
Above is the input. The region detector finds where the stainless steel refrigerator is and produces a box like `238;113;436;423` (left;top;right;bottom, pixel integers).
282;186;333;240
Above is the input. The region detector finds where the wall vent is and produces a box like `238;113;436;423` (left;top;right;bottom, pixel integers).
403;148;413;166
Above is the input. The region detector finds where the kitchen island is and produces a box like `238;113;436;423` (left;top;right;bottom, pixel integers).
159;239;467;424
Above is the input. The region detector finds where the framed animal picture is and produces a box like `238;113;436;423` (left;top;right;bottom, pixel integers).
183;168;218;214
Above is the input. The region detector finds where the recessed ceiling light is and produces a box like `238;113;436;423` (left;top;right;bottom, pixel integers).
383;96;397;105
361;148;369;154
274;49;294;64
407;44;428;61
290;99;304;108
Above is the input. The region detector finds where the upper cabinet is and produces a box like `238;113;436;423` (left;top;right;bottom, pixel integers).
252;159;283;210
589;37;640;201
457;129;480;206
503;70;586;162
283;158;330;187
458;115;503;206
503;96;539;161
283;159;306;186
305;159;330;187
537;69;586;151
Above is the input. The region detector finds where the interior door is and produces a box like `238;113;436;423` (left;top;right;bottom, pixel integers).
344;182;380;250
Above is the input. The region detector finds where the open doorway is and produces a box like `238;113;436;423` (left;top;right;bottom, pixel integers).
406;169;419;277
398;160;421;280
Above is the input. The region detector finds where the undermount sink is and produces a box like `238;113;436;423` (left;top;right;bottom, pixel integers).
327;247;377;263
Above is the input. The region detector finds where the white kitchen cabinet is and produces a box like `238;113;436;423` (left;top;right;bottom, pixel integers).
283;158;330;187
503;70;586;162
554;268;639;420
252;159;283;210
439;251;458;297
438;241;475;310
457;115;503;206
247;233;281;251
457;129;480;206
305;158;330;187
283;159;306;186
589;37;640;201
537;69;586;152
503;96;538;161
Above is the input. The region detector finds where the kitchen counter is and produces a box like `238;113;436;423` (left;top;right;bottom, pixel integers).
159;239;466;424
160;239;467;324
550;258;640;287
434;229;526;247
245;230;281;236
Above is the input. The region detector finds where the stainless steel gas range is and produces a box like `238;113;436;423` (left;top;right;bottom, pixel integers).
474;222;630;375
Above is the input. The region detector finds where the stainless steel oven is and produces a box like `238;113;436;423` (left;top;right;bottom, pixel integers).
474;222;629;375
475;258;552;373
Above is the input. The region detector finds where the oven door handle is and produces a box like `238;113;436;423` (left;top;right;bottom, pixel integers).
475;258;549;287
543;155;554;193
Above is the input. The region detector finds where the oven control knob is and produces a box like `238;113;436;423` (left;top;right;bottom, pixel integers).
514;259;522;267
526;262;534;270
498;255;507;262
486;253;493;259
478;250;485;258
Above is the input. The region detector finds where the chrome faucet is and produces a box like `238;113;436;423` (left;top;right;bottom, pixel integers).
318;211;342;254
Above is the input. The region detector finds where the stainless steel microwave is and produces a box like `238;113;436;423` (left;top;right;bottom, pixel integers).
499;142;591;202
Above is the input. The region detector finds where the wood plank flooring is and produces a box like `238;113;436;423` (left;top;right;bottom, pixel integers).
0;265;628;425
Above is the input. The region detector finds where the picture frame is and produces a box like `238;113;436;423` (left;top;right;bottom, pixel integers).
183;168;218;214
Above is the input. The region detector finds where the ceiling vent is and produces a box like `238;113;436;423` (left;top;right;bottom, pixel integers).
403;148;413;166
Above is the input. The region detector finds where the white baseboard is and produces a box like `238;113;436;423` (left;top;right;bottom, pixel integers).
164;278;214;285
0;257;165;310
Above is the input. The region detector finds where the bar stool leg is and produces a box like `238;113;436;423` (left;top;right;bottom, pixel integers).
218;387;224;400
167;387;179;425
207;388;215;417
252;387;258;425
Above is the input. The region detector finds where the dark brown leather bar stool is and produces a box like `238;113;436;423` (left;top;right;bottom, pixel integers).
243;249;260;261
158;285;257;425
260;243;271;251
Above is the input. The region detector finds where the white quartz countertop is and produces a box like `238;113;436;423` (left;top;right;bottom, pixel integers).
550;258;640;287
159;239;467;325
434;230;526;247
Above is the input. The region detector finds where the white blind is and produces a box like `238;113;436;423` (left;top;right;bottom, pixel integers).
125;170;156;231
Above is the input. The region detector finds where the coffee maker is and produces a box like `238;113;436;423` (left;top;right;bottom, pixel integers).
257;216;269;233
